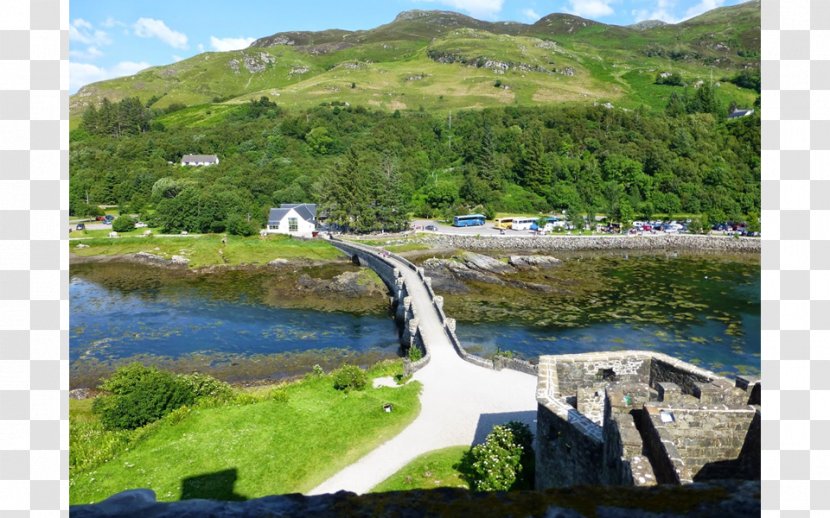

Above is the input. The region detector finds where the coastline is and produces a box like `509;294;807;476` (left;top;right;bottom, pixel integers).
365;233;761;253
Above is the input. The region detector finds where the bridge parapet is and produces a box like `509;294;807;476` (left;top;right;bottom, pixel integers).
330;238;536;376
330;238;429;373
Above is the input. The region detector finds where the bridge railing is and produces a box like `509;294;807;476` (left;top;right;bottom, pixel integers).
330;237;536;376
330;237;431;374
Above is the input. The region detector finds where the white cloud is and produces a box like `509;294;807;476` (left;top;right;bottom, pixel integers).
69;46;103;60
102;17;126;28
209;36;256;52
70;18;111;46
172;55;184;62
565;0;615;18
70;61;151;93
197;43;205;53
416;0;505;19
133;18;188;49
522;8;541;21
683;0;725;20
632;0;680;23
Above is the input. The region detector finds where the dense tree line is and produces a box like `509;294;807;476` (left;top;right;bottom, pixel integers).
70;94;759;233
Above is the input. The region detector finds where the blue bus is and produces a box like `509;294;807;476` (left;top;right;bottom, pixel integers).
452;214;486;227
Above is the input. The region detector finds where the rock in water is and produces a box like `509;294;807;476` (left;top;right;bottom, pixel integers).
461;252;515;274
508;255;561;269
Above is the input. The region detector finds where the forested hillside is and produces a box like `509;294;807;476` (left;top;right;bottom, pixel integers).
70;92;759;233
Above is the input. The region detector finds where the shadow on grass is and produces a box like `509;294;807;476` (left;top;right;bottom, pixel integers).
180;468;247;501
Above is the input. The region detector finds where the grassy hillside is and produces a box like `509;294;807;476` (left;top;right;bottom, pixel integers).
70;1;759;119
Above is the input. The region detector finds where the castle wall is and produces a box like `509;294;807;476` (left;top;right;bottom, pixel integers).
536;402;603;489
642;405;757;483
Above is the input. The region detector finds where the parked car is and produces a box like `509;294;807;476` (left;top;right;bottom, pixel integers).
425;225;438;232
95;216;106;221
135;222;148;228
75;223;85;231
104;214;115;222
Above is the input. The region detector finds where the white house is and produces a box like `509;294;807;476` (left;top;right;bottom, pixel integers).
181;154;220;166
728;109;754;119
266;203;317;236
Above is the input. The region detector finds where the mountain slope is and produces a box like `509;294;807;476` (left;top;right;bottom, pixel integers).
70;1;759;119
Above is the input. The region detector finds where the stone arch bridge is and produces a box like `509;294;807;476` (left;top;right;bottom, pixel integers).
309;239;538;495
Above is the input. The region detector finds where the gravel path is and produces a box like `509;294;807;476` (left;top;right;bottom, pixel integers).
309;252;538;495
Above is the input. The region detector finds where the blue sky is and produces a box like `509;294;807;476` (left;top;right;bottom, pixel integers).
70;0;748;92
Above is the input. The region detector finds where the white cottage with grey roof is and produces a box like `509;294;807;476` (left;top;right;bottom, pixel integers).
181;154;220;166
267;203;317;236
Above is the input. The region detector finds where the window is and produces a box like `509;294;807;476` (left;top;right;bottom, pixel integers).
288;218;298;232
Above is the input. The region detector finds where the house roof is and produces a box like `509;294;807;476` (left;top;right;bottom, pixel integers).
728;109;753;119
268;204;317;224
268;208;290;224
181;154;219;163
280;203;316;221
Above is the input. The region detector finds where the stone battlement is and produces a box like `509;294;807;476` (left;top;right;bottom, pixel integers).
536;351;760;490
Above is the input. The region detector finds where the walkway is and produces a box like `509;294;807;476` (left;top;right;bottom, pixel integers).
309;246;538;495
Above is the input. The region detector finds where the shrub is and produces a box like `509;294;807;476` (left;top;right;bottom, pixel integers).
468;421;534;491
179;372;234;402
332;364;368;392
408;344;423;362
226;214;257;236
271;389;289;403
93;364;196;430
111;215;136;232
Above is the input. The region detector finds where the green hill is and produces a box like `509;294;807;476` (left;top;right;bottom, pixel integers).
70;1;759;119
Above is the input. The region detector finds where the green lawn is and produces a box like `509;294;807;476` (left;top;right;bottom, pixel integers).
70;361;422;504
371;446;470;492
70;234;342;267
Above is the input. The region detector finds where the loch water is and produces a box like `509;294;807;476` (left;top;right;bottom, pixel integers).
70;251;759;387
450;251;760;378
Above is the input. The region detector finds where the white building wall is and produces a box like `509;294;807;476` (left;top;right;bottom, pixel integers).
265;208;316;236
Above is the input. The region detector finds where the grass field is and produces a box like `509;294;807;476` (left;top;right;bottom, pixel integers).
70;234;342;267
70;361;421;504
371;446;470;492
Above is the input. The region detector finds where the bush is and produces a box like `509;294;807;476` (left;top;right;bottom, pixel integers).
468;421;534;491
111;215;136;232
93;364;196;430
408;344;423;362
226;214;257;236
332;364;368;392
179;372;234;401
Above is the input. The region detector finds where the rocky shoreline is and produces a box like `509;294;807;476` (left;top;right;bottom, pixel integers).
69;251;336;271
414;234;761;253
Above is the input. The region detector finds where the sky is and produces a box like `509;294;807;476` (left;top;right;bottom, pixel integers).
70;0;749;93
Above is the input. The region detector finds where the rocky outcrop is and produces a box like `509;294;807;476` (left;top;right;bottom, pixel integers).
508;255;561;269
461;252;515;274
228;52;277;74
295;271;386;298
71;480;761;517
422;253;554;293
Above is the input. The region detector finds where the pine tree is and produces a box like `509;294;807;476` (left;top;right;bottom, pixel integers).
518;124;551;199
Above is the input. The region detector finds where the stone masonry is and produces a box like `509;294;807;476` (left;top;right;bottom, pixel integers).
536;351;760;490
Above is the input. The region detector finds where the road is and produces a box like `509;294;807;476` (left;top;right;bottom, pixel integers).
308;248;538;495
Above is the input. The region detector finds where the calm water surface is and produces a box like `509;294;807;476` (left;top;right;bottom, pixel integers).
452;251;760;378
70;264;399;387
70;251;760;386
